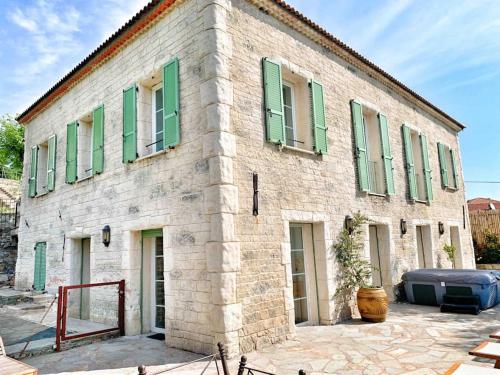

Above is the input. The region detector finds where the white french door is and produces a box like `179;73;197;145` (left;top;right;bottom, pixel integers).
290;224;318;326
151;236;165;333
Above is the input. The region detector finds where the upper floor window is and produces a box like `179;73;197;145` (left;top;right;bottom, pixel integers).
402;125;433;203
65;105;104;184
28;135;56;197
262;58;327;155
350;100;395;196
282;82;296;147
123;58;180;163
77;112;94;180
438;142;458;189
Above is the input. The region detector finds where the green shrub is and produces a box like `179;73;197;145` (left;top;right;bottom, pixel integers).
476;230;500;264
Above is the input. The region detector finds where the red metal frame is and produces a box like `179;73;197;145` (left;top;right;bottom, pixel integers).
56;280;125;351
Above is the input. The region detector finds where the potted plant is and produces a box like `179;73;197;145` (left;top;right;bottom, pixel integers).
443;244;456;268
334;213;389;322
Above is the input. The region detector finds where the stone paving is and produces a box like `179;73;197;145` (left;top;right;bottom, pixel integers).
22;303;500;375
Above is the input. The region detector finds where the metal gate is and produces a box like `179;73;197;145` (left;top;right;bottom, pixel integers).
55;280;125;351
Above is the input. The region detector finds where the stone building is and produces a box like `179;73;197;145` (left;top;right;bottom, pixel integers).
15;0;474;355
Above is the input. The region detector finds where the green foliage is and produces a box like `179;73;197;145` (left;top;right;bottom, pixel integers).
442;243;456;265
0;115;24;180
476;230;500;264
333;213;373;298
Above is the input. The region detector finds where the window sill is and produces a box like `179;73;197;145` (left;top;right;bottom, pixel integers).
414;199;428;204
279;144;317;156
136;149;168;162
35;191;49;198
367;192;387;198
75;175;94;184
446;187;459;192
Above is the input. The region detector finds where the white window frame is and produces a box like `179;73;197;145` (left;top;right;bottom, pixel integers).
409;129;427;202
441;143;457;189
76;114;94;181
36;141;49;195
151;82;164;154
362;108;385;195
282;81;297;148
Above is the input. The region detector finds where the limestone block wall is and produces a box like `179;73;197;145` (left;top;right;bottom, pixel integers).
228;0;474;352
16;0;218;354
0;214;17;287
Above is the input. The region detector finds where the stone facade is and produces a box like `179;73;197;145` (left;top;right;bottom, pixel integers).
16;0;474;356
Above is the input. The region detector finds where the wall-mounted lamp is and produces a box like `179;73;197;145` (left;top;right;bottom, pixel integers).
102;225;111;247
345;215;354;235
438;221;445;236
400;219;407;235
252;173;258;216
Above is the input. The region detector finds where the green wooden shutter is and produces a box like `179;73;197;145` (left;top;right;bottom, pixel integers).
33;242;46;291
310;80;328;155
163;58;180;148
420;134;433;202
378;113;395;195
450;149;458;189
262;58;285;144
28;145;38;197
123;85;137;163
351;100;369;192
402;125;417;200
92;105;104;174
66;122;78;183
437;142;448;188
47;135;57;192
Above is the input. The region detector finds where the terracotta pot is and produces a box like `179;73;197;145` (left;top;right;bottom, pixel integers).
356;287;389;323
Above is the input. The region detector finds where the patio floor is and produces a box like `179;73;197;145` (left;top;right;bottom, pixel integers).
21;303;500;375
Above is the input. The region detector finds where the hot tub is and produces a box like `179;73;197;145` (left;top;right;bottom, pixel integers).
402;269;500;309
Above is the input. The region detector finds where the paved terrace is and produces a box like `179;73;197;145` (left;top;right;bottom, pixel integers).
22;303;500;375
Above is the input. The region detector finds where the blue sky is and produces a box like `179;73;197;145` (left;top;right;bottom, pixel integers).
0;0;499;199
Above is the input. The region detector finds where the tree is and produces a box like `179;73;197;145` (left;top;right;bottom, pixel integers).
333;212;372;298
476;230;500;264
0;115;24;180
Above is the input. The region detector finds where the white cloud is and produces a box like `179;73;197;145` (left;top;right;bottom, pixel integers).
7;0;83;86
8;8;38;32
2;0;153;114
288;0;500;94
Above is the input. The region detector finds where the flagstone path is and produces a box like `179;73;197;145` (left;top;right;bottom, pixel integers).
23;303;499;374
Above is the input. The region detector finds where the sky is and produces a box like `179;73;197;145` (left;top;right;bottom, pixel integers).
0;0;499;199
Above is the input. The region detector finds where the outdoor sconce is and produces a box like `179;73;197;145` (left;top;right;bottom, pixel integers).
345;215;354;234
438;221;445;236
252;172;258;216
400;219;407;235
102;225;111;247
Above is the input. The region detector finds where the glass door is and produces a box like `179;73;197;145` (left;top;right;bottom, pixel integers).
151;236;165;333
416;226;426;268
369;225;383;287
290;225;313;325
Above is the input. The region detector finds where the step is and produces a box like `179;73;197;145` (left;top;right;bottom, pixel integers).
440;303;480;315
5;303;46;312
0;288;31;306
443;294;481;306
28;293;57;305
